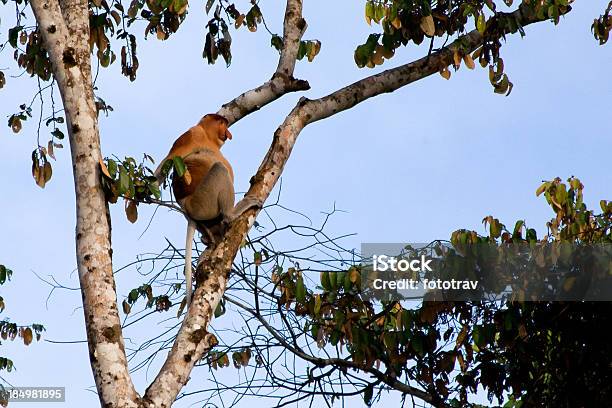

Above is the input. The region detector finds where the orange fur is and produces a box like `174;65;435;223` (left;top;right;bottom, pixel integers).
156;114;234;182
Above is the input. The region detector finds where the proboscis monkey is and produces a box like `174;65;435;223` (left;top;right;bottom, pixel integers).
156;114;260;308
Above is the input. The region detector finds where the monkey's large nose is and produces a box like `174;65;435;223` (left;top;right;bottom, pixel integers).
225;129;233;140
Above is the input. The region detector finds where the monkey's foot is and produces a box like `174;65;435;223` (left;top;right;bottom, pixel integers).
225;196;263;224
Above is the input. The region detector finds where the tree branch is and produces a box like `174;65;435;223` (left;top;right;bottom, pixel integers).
146;3;556;407
224;296;444;406
144;1;309;406
216;0;309;125
302;5;550;124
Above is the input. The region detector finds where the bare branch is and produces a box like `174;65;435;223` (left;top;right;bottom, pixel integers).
216;0;309;125
225;296;444;406
302;5;551;124
144;1;310;404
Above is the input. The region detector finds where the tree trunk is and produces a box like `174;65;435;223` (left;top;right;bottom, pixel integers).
30;0;139;405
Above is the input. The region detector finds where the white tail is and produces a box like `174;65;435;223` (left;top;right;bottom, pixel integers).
185;219;197;308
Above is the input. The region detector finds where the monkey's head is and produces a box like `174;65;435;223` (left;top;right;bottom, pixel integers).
199;114;233;148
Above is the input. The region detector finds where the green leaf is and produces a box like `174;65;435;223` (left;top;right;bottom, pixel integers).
363;384;374;406
119;166;130;195
555;184;568;205
51;128;64;139
128;289;139;303
476;13;486;34
0;265;7;285
365;1;374;25
536;182;549;196
172;156;186;177
149;182;161;199
295;275;306;303
526;228;537;242
297;41;308;60
320;272;331;291
214;300;225;317
314;295;321;315
9;26;23;48
343;272;352;292
311;324;319;339
329;271;338;290
513;220;524;237
107;159;117;179
270;35;283;51
205;0;214;14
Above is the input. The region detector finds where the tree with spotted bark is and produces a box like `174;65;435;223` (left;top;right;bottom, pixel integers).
1;0;611;407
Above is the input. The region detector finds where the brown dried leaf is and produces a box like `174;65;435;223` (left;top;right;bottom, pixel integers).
125;200;138;223
463;54;475;69
47;140;55;160
420;15;435;37
439;67;451;80
99;158;111;178
23;327;33;346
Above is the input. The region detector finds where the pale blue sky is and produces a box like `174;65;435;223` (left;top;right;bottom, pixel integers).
0;1;610;407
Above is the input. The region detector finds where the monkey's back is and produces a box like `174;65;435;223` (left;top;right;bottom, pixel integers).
172;148;231;201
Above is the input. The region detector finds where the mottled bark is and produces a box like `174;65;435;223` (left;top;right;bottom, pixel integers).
216;0;309;125
30;0;139;406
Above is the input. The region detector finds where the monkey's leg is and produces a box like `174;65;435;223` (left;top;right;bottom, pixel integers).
224;196;264;224
185;162;235;221
184;162;234;245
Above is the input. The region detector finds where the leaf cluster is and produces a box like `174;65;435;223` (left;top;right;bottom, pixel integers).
0;265;45;375
100;154;160;223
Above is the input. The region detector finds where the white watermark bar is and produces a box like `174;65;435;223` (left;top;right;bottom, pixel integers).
361;242;612;302
0;387;65;403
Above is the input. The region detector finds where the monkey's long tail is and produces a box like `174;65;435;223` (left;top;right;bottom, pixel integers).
185;219;197;309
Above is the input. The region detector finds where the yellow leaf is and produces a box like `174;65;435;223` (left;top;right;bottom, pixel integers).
476;13;486;34
463;54;475;69
365;1;374;25
99;158;111;178
183;168;192;185
536;182;548;197
391;16;402;29
420;15;435;37
307;40;321;62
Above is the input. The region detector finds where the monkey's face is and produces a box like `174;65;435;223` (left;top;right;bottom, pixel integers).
200;114;232;147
